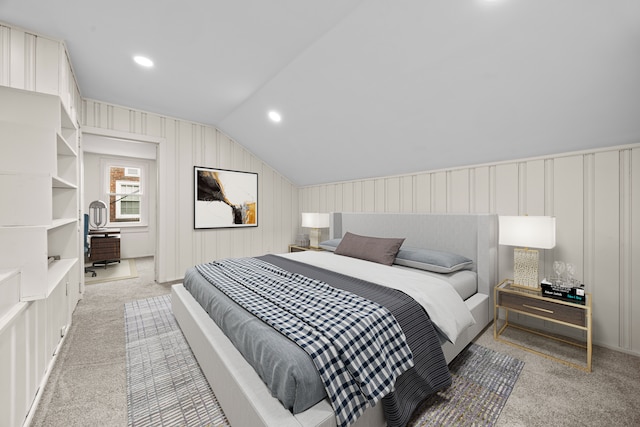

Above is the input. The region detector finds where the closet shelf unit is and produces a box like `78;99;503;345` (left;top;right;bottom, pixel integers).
0;85;80;301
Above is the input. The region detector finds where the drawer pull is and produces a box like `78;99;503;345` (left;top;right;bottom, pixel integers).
522;304;554;314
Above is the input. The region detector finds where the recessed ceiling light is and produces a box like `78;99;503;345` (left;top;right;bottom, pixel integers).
268;111;282;123
133;55;154;68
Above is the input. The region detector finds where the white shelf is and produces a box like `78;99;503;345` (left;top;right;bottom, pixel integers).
52;176;77;189
48;218;76;230
60;100;76;131
56;132;76;157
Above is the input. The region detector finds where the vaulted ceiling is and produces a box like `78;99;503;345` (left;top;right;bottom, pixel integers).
2;1;639;186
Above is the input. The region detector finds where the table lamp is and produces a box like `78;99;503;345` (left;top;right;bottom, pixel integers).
499;216;556;289
301;213;330;248
89;200;108;229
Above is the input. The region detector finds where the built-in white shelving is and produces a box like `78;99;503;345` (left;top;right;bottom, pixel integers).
0;27;83;427
0;85;80;301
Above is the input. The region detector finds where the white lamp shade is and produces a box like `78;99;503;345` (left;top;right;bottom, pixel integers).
301;212;330;229
499;216;556;249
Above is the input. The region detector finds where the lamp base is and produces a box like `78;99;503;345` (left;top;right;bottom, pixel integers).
309;228;322;249
513;247;540;289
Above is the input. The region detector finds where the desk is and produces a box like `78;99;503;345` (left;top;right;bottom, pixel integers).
88;228;121;267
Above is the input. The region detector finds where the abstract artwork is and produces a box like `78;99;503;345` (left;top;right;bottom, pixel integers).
194;166;258;229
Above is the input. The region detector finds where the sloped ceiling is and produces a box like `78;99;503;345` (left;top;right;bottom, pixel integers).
2;0;639;186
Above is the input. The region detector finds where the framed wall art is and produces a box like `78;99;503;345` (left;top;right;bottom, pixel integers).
194;166;258;229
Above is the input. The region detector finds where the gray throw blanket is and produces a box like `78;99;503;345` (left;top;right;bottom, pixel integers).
261;255;452;427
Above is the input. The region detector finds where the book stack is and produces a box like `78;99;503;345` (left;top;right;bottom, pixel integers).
540;279;586;305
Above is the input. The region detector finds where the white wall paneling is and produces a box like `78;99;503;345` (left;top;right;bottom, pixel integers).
0;23;82;427
0;24;81;121
449;169;470;213
82;99;298;283
34;36;58;96
0;25;11;86
415;173;431;212
618;149;633;351
363;180;375;212
300;144;640;356
433;172;447;213
632;148;640;352
473;166;490;213
593;151;620;349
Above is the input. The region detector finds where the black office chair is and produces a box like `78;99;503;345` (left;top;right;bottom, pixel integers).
84;213;96;277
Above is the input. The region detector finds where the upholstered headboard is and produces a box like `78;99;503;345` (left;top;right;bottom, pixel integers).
329;212;498;304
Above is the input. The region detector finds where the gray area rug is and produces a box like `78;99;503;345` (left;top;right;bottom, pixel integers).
410;343;524;426
125;295;523;427
125;295;229;427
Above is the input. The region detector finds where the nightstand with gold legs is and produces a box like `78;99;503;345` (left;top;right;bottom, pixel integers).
494;279;592;372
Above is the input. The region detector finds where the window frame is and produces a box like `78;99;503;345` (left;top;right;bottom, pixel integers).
114;180;141;220
100;157;149;228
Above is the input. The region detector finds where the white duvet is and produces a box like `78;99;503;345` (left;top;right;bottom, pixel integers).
280;251;476;345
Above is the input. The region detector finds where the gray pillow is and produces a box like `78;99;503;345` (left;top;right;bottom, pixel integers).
318;238;341;252
394;246;473;273
334;232;405;266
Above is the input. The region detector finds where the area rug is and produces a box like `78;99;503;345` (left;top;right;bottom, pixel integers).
86;258;138;284
125;295;523;427
125;295;229;427
410;343;524;426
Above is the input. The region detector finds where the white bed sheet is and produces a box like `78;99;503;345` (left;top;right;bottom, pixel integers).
280;251;475;345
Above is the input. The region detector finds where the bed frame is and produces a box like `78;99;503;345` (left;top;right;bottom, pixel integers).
172;212;498;427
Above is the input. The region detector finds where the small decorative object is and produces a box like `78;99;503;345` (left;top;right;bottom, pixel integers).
565;262;576;286
301;213;330;248
194;166;258;229
551;260;579;288
499;216;556;289
89;200;108;229
295;233;310;248
553;260;566;284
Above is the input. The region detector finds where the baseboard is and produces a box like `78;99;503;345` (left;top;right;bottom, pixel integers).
23;325;71;427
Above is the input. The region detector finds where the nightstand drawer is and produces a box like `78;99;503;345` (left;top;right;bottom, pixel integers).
499;292;586;327
288;244;324;253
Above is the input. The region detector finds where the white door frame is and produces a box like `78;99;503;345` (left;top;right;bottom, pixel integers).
81;126;165;284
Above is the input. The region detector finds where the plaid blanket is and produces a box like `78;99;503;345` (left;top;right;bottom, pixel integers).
195;257;414;427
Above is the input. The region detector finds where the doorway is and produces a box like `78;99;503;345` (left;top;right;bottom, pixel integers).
81;130;160;285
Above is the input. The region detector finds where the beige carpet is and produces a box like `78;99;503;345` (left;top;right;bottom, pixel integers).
85;259;138;284
32;260;640;427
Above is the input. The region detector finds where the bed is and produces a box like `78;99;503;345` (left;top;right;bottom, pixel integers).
171;212;498;427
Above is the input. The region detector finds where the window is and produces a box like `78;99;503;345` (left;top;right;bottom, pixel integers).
115;180;140;219
101;159;148;226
